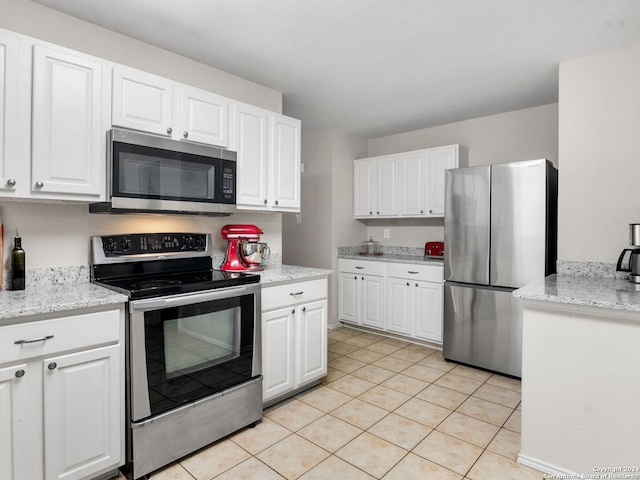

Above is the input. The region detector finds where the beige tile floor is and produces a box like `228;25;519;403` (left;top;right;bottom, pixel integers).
122;327;546;480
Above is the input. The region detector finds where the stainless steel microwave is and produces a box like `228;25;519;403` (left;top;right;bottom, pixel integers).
90;129;236;215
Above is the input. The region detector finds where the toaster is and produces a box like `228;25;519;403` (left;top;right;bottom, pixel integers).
424;241;445;257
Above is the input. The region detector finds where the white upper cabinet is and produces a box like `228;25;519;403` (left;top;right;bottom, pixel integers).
270;114;301;211
426;145;461;215
377;155;399;216
112;67;173;137
399;150;428;216
353;154;399;218
112;66;230;148
31;45;104;197
354;158;376;217
233;101;301;212
233;102;269;208
179;85;229;147
355;144;466;219
0;32;19;195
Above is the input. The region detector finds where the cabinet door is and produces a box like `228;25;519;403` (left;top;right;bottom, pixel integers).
399;150;427;216
361;275;384;329
112;67;173;136
297;300;327;386
0;363;31;480
179;85;228;147
43;344;120;480
377;155;399;216
234;102;269;209
270;114;301;211
414;281;443;343
0;32;19;195
426;145;458;216
354;158;376;218
262;307;295;403
32;45;103;197
386;278;412;335
339;273;359;324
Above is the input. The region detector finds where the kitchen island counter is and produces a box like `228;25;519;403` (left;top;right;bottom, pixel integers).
514;273;640;477
513;273;640;313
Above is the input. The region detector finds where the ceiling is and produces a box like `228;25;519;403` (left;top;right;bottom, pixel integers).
32;0;640;139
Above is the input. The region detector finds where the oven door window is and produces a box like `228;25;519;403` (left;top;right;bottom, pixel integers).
144;295;255;416
113;142;221;203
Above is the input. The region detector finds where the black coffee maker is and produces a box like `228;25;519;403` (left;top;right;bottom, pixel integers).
616;223;640;283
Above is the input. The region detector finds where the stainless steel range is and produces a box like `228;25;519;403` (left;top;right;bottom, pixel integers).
90;233;262;480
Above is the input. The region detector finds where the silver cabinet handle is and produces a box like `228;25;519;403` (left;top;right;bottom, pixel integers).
302;307;306;312
369;211;372;215
275;200;279;206
354;276;357;279
429;209;433;214
48;362;57;370
415;283;419;287
15;369;25;378
289;291;304;296
355;266;365;270
183;131;189;138
407;271;419;274
6;178;16;187
35;181;44;189
420;209;424;214
291;309;295;314
406;282;410;286
167;127;172;134
14;335;54;345
376;211;380;215
264;199;268;204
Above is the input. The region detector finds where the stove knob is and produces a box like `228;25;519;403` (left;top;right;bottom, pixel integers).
185;235;194;248
104;239;117;253
119;238;131;251
196;236;206;248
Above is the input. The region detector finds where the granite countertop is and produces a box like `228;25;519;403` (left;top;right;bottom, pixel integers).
513;274;640;312
254;264;333;285
0;264;331;321
0;283;128;321
338;253;444;266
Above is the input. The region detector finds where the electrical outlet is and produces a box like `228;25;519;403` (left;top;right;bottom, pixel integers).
296;214;302;224
383;228;390;239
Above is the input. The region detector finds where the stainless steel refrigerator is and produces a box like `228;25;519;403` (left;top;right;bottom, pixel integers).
443;159;557;377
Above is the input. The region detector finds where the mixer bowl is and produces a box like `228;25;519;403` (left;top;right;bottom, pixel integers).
239;241;271;266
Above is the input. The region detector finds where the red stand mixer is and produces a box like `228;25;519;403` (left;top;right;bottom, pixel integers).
221;224;265;272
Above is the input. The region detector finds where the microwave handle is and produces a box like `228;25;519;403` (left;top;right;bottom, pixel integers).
130;286;248;311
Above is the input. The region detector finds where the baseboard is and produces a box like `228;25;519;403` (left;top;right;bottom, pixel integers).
518;453;579;477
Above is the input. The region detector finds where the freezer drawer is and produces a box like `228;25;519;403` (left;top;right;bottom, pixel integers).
443;282;522;377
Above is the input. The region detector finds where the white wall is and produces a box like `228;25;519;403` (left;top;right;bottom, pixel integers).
283;130;367;325
0;0;284;270
365;104;559;247
558;42;640;263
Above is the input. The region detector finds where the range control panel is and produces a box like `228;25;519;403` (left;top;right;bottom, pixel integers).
100;233;208;256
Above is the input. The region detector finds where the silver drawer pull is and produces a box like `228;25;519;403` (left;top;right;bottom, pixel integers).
355;266;365;269
14;335;54;345
407;271;419;274
289;291;304;296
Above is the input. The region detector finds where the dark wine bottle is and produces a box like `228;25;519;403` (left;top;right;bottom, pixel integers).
11;229;25;290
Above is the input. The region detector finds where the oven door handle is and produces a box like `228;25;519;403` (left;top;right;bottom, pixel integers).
130;286;249;311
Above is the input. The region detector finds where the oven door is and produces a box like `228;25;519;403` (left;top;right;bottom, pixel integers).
128;283;261;422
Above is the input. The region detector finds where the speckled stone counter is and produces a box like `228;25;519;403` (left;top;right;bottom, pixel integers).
514;273;640;313
0;282;128;322
253;264;332;285
337;245;444;266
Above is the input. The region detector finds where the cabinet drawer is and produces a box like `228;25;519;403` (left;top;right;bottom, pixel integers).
263;279;327;311
386;263;443;282
0;309;120;365
339;259;386;276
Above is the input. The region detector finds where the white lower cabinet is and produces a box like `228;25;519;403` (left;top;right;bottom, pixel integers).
0;308;124;480
339;259;444;344
262;279;328;405
338;259;385;329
